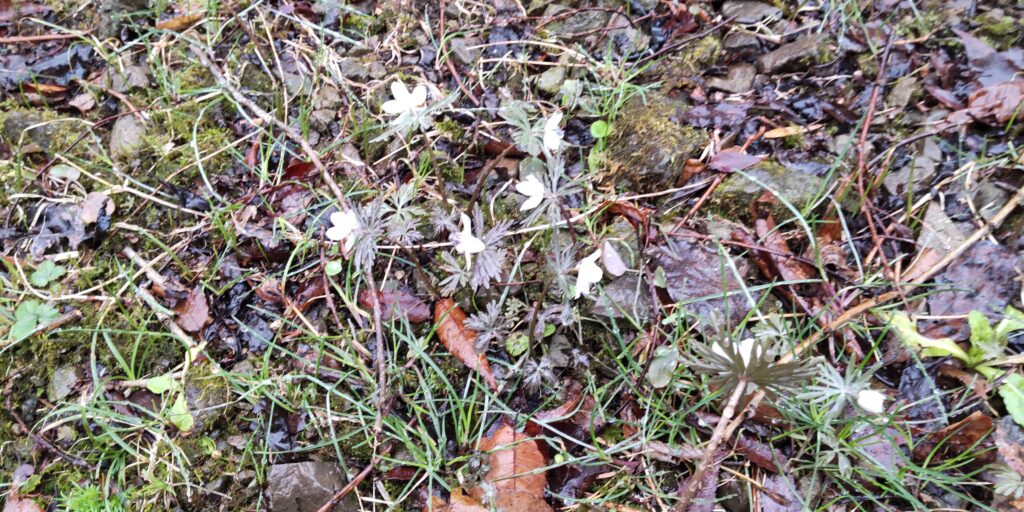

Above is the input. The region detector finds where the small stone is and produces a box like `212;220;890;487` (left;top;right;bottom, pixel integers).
104;64;149;92
721;1;782;23
267;462;356;512
313;86;342;110
886;75;919;111
109;115;146;160
543;4;609;38
602;94;709;194
724;32;761;51
756;33;829;73
883;137;940;195
337;58;368;81
709;159;826;222
707;64;756;94
536;66;566;95
917;203;967;256
449;37;480;64
47;365;81;402
368;61;387;80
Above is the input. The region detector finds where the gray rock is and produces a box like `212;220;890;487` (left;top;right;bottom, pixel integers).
883;137;940;195
368;61;387;80
2;111;52;153
886;75;919;111
543;4;608;38
449;37;480;64
183;372;229;433
337;58;368;81
267;462;355;512
709;160;826;222
917;203;967;256
104;64;148;92
591;274;652;321
313;86;343;110
109;115;146;160
721;1;782;24
707;64;756;94
756;33;829;73
47;365;81;402
602;94;709;193
536;66;566;95
724;32;761;50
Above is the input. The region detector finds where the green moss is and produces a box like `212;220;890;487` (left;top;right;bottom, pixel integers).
435;118;464;140
602;94;709;193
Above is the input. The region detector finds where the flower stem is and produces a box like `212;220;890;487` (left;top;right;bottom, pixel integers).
677;378;748;511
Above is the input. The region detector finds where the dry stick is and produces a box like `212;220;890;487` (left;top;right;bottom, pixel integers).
703;182;1024;508
314;461;375;512
0;32;87;44
190;44;352;211
467;145;515;213
677;378;748;510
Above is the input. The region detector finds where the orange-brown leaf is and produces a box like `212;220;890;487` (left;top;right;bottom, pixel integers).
474;424;549;504
434;299;497;390
155;13;203;31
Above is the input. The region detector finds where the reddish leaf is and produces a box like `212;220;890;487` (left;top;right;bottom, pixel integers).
599;201;656;242
707;149;764;173
359;288;431;324
948;80;1024;125
293;278;326;313
174;286;210;332
434;299;497;390
282;159;317;181
0;1;50;23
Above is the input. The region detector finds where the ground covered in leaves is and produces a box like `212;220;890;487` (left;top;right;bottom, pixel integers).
2;0;1024;510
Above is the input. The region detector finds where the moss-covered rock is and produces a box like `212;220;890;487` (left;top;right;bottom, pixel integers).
708;159;827;222
601;94;709;193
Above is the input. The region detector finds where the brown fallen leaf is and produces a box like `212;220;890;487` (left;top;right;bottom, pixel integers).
174;285;210;333
947;80;1024;126
763;123;821;139
80;192;114;225
155;13;203;32
472;424;552;510
23;83;67;95
359;288;431;324
434;299;497;390
912;411;994;462
707;148;765;173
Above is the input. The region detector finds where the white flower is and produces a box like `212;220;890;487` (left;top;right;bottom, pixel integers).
381;79;428;126
543;111;563;153
574;249;603;299
712;338;761;367
515;175;545;211
856;389;887;414
326;210;360;253
453;213;485;267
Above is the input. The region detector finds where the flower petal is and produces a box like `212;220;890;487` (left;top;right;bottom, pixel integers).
381;99;406;115
515;175;545;197
326;225;345;241
856;389;887;414
410;85;428;107
520;194;543;211
574;249;604;298
390;80;411;102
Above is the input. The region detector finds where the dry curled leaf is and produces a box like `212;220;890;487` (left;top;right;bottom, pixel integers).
434;299;497;390
3;496;44;512
707;148;765;173
155;13;203;32
174;285;210;333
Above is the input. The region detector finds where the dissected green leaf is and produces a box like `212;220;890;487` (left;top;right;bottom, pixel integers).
886;311;970;362
29;260;67;287
10;300;61;341
168;392;194;432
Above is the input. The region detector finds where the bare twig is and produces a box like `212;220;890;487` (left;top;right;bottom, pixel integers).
677;378;747;510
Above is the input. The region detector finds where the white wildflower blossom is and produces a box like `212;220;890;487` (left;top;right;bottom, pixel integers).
453;213;485;267
543;111;564;153
574;249;603;298
712;338;762;367
326;210;360;253
515;175;545;211
381;79;428;127
856;389;887;414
